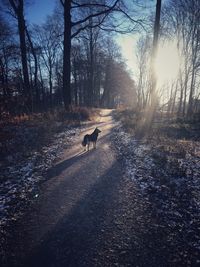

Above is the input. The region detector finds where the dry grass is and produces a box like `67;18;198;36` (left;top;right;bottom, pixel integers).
114;108;200;139
113;108;142;134
114;108;200;171
0;106;101;160
0;106;101;127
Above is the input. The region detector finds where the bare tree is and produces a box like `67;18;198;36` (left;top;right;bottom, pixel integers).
34;17;61;108
150;0;162;109
0;15;13;97
8;0;31;104
166;0;200;117
26;28;40;109
59;0;144;109
136;35;152;109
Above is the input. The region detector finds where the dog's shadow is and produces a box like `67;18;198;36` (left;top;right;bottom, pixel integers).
47;149;92;179
47;130;112;180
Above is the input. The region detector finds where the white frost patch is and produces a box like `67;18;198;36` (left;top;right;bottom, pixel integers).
0;125;86;227
112;124;200;261
112;125;154;191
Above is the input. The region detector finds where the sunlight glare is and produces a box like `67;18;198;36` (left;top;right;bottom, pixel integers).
154;41;180;87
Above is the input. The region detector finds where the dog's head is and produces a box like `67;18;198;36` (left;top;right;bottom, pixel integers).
95;127;101;134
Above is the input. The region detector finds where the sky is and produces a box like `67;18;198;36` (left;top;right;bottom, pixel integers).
116;34;139;76
27;0;56;24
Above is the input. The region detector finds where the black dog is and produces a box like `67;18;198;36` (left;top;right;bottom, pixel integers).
82;128;101;151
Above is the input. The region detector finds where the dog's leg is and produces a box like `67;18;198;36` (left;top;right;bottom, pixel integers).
87;143;90;151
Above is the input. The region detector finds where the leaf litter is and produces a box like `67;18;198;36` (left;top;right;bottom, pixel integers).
111;125;200;265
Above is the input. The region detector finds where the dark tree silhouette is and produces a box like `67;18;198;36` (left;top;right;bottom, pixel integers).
60;0;120;110
8;0;31;104
60;0;142;110
151;0;162;107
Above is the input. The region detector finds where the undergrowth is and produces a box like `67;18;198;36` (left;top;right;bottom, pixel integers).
113;108;141;134
0;106;99;126
114;108;200;141
114;108;200;174
0;107;100;161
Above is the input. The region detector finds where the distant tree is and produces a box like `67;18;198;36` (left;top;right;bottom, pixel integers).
0;15;13;97
150;0;162;109
34;16;62;108
59;0;118;109
25;28;40;109
8;0;31;105
59;0;143;109
71;44;82;106
101;39;136;108
104;60;136;108
165;0;200;117
0;14;27;117
136;35;152;109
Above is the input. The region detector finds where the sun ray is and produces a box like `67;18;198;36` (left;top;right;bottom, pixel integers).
154;41;180;87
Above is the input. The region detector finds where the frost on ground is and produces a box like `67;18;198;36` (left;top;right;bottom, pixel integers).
0;124;84;229
112;125;200;265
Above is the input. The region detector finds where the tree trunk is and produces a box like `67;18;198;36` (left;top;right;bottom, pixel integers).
0;58;7;96
73;63;78;106
89;19;94;106
18;6;30;99
26;28;40;109
102;60;111;108
182;73;188;117
38;59;46;111
178;79;183;116
187;68;195;116
171;82;178;114
150;0;162;107
63;0;71;110
145;0;161;127
9;0;31;110
49;65;53;108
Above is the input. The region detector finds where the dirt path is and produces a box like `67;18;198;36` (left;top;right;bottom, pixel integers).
2;110;190;267
2;110;125;266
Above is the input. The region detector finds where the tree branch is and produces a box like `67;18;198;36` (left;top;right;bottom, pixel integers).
71;1;116;9
71;11;110;39
97;25;135;34
9;0;18;14
71;0;119;27
114;7;145;28
59;0;64;7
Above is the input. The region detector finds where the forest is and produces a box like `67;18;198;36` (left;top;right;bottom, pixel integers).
0;0;138;118
0;0;200;121
1;1;200;266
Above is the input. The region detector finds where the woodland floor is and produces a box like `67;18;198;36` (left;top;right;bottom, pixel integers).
1;109;200;267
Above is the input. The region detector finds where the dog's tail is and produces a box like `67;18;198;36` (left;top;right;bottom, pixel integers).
82;136;87;147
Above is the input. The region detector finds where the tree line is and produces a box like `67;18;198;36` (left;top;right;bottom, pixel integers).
0;0;141;117
135;0;200;119
2;0;197;120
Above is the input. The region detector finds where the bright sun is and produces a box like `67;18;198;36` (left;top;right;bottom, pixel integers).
154;41;180;87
